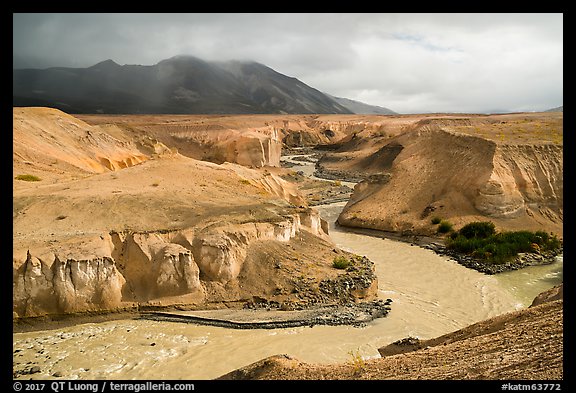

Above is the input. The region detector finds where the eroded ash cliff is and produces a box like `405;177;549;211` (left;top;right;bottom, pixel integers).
319;113;563;237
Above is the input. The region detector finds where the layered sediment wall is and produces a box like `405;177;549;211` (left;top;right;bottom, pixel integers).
79;115;284;168
148;124;282;167
474;143;562;221
13;210;330;318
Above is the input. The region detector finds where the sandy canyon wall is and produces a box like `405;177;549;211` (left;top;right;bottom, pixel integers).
474;143;562;221
326;114;563;236
13;210;329;317
79;114;285;168
77;114;395;163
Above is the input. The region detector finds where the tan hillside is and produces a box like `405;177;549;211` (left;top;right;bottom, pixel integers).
322;112;563;237
13;107;150;183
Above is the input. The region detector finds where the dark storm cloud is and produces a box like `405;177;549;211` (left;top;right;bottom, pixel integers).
13;13;357;70
13;13;563;113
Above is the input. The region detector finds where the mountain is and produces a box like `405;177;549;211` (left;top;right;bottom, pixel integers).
13;56;365;115
545;106;563;112
328;95;397;115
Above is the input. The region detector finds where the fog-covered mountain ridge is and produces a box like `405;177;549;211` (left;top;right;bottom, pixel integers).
13;55;396;115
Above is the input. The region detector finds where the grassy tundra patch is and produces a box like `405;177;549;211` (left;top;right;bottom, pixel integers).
447;222;561;264
15;174;41;182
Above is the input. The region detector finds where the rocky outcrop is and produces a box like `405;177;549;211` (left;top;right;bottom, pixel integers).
377;337;422;357
475;144;562;220
13;251;126;317
110;231;204;301
279;117;391;148
13;209;331;318
530;283;563;307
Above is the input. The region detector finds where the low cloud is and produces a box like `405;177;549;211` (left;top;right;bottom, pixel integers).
13;13;563;113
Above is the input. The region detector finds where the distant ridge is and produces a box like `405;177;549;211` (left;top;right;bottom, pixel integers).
13;56;395;115
329;95;396;115
545;106;563;112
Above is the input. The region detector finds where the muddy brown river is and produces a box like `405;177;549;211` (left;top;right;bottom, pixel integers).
13;157;563;380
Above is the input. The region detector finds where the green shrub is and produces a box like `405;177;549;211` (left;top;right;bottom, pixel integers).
15;174;41;182
431;216;442;225
446;225;562;264
332;255;352;269
437;220;453;233
448;235;483;253
459;221;496;239
533;230;562;250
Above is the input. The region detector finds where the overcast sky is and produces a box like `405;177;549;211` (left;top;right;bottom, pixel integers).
13;13;563;114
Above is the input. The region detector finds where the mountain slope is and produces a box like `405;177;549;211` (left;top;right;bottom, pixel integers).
329;94;397;115
545;105;563;112
13;56;356;115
